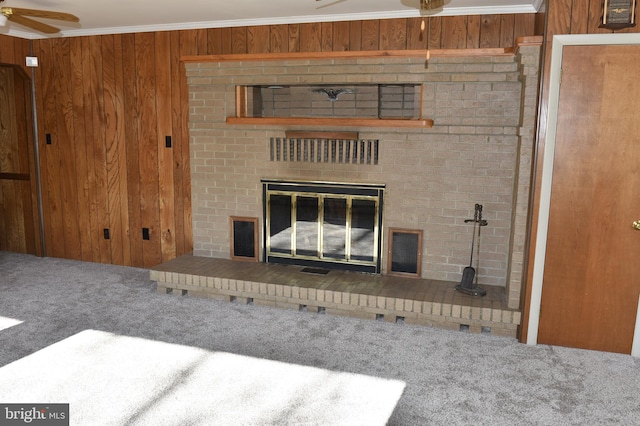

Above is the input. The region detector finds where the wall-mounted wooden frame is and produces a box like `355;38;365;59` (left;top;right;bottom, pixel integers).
387;228;423;277
229;216;259;262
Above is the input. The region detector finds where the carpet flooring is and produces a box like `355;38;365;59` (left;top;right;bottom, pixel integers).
0;252;639;425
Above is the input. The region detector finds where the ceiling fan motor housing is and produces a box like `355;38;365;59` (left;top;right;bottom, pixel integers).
420;0;446;10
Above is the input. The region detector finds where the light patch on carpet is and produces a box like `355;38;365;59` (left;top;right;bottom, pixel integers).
0;316;23;332
0;329;405;425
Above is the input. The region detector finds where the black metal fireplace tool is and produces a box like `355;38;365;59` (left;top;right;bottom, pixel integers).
455;203;487;297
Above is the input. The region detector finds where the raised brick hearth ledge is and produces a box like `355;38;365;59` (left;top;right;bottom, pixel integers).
150;255;521;337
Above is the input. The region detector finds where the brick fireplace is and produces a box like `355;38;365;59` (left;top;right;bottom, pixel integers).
184;41;541;311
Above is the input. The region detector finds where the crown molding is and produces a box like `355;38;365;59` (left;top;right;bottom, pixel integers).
3;3;544;40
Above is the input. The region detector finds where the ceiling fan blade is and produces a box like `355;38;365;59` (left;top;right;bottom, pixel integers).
7;14;61;33
7;7;78;22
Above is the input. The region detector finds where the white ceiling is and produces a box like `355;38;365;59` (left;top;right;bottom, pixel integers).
0;0;543;39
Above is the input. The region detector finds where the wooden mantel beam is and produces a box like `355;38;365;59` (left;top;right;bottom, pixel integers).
180;37;543;63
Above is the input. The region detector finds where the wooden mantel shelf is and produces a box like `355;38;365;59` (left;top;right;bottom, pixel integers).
226;117;434;128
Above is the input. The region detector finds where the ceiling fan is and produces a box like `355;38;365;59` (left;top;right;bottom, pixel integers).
0;0;79;34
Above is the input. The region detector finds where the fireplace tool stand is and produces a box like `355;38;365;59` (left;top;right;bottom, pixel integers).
455;203;487;297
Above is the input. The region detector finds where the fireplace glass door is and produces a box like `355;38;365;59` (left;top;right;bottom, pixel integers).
263;181;383;273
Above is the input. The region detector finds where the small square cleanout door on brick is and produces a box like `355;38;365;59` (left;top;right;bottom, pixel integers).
262;180;384;273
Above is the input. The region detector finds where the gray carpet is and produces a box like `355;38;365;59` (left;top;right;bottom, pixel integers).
0;252;639;425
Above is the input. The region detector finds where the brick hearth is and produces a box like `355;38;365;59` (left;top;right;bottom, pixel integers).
150;254;520;337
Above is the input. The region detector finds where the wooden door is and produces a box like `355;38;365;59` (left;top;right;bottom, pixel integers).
0;65;39;255
538;45;640;354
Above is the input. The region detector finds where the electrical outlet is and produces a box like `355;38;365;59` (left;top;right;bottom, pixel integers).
165;135;172;148
142;228;150;240
103;229;110;240
26;56;38;67
46;134;52;145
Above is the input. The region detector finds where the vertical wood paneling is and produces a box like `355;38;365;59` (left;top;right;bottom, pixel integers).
0;67;22;253
0;36;16;65
548;0;573;36
196;29;208;55
332;21;351;51
480;15;501;48
321;22;333;51
155;31;176;264
53;38;82;260
112;34;132;266
500;14;516;47
270;25;288;53
135;32;161;267
38;40;64;257
207;28;234;55
89;36;111;264
466;16;481;48
15;69;37;254
361;20;380;50
171;32;185;256
300;23;322;52
103;34;128;265
514;13;535;39
178;31;195;257
70;37;92;262
231;27;248;54
248;26;270;53
570;0;590;34
428;17;443;50
79;37;99;262
0;35;30;74
442;16;468;49
349;21;362;50
288;24;300;52
0;68;18;172
122;33;144;267
406;18;426;50
379;19;407;50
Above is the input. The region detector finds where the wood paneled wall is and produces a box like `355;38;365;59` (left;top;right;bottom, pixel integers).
0;66;36;254
0;35;31;71
2;15;537;268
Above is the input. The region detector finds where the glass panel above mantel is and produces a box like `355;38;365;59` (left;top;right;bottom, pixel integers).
249;84;421;119
230;83;434;128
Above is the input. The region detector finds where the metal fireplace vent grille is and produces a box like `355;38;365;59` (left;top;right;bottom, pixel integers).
269;138;379;165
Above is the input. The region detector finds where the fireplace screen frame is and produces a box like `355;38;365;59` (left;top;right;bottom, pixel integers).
262;179;384;273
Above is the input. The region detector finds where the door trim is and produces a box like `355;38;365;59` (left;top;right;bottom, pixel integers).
527;33;640;347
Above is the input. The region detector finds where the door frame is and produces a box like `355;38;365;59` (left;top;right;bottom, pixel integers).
526;33;640;356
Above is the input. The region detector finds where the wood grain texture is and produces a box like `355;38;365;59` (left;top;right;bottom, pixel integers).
53;37;82;260
300;23;322;52
442;16;468;49
155;31;176;264
333;21;351;52
135;32;162;268
122;33;144;267
270;25;288;53
520;0;640;343
538;45;640;353
103;34;125;265
466;16;481;49
1;15;539;267
248;26;270;54
480;15;501;48
0;66;30;254
361;20;380;50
